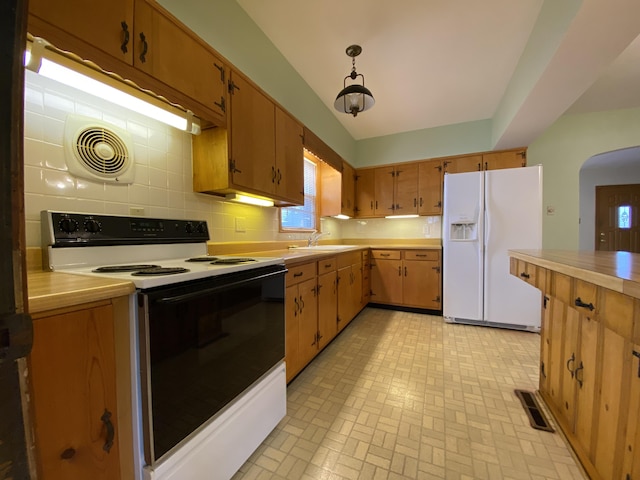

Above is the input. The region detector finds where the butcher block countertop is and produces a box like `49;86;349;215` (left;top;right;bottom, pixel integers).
28;271;135;314
509;249;640;299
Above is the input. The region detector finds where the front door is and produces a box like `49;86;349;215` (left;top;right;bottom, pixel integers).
595;184;640;252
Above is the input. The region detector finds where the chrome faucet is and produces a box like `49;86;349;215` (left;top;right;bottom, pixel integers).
308;230;330;246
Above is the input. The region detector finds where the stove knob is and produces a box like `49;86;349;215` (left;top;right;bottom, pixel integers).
84;219;102;233
185;222;194;234
59;217;79;234
196;222;207;234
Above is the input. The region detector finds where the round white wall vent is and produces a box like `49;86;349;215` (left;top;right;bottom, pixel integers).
64;115;135;184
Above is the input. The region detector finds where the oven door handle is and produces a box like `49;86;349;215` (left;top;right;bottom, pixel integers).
155;270;285;304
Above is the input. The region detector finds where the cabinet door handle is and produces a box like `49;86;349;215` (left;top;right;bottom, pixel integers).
574;361;584;388
477;163;482;171
139;32;148;63
414;198;417;207
520;272;530;279
101;409;115;453
271;166;276;183
566;353;576;377
213;62;225;83
432;266;441;273
370;200;374;210
294;297;299;316
435;200;442;208
120;21;130;54
277;168;282;184
375;201;378;210
398;266;401;276
299;296;304;312
214;96;226;113
419;197;423;207
633;350;640;378
293;272;303;277
404;266;407;277
574;297;595;311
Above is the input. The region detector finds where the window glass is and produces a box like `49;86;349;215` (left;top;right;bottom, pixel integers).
280;157;317;231
618;205;631;229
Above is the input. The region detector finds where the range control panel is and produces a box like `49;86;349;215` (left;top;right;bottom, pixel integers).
42;211;209;247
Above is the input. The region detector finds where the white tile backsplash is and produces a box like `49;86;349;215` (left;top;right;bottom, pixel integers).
23;70;440;248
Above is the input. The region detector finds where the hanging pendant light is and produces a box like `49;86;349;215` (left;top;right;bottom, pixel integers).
334;45;375;117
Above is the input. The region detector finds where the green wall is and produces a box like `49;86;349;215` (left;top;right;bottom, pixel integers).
528;107;640;249
158;0;357;163
160;0;640;251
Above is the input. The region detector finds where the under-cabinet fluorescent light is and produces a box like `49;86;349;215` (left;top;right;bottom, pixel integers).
384;214;420;219
334;214;350;220
25;37;200;134
225;193;275;207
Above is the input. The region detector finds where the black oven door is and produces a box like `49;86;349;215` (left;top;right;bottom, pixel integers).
138;264;286;464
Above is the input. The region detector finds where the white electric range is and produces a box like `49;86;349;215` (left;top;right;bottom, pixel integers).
42;210;287;480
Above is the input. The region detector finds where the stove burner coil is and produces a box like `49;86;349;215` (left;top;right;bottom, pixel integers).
210;258;257;265
185;256;219;262
92;264;160;273
131;267;190;276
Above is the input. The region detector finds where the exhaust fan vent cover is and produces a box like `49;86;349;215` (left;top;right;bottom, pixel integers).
64;115;135;184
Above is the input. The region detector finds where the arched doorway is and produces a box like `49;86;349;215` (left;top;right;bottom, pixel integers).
579;146;640;250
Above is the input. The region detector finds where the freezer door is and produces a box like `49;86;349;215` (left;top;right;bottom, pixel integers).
443;171;484;321
484;166;542;327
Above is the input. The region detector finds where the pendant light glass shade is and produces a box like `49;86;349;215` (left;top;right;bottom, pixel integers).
334;45;375;117
334;81;375;117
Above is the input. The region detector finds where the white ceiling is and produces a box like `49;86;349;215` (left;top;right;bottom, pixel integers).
235;0;640;147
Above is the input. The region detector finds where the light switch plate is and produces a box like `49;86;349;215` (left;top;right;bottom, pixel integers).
130;207;145;216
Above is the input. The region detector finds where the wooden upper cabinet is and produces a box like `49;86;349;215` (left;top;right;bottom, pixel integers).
133;0;227;124
356;164;420;218
28;0;135;65
393;163;418;215
228;70;277;196
482;149;526;170
418;159;443;215
355;168;375;217
275;108;304;204
341;161;356;218
442;154;482;174
374;167;396;216
28;0;228;125
193;70;304;206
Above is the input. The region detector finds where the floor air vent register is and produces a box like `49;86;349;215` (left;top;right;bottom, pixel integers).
514;389;554;432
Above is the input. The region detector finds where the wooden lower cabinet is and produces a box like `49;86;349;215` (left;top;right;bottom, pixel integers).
370;249;441;310
337;251;364;332
513;261;640;480
28;297;133;480
285;257;342;382
285;261;317;381
317;259;338;350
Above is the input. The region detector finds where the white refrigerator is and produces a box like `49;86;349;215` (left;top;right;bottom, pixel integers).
442;165;542;330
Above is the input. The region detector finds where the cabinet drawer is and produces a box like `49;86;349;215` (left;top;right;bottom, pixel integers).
337;251;361;268
371;250;401;260
404;250;439;261
513;259;538;288
286;262;316;287
574;279;598;319
598;287;634;338
550;272;572;304
318;257;336;274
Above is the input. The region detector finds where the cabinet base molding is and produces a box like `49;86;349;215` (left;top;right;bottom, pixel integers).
368;303;442;316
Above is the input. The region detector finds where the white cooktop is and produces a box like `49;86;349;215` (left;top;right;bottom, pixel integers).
46;243;284;289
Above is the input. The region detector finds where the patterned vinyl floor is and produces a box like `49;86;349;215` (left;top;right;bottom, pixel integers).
232;307;586;480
